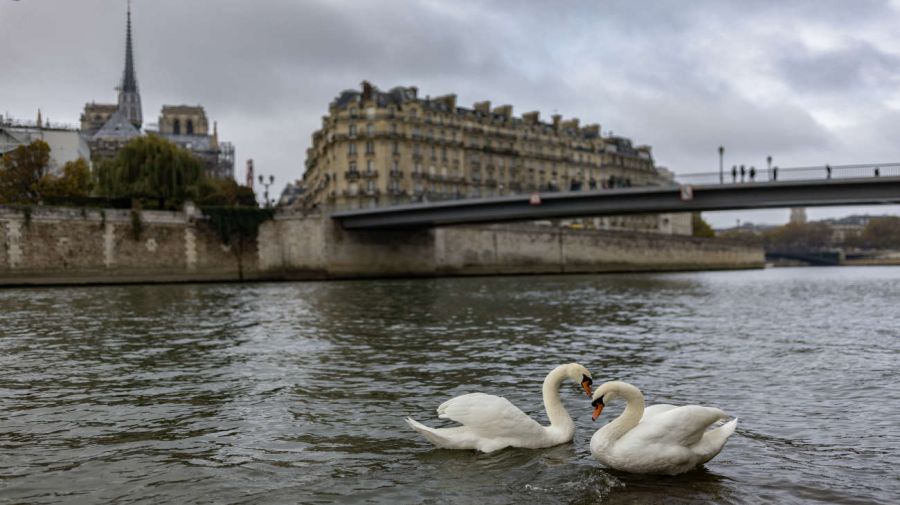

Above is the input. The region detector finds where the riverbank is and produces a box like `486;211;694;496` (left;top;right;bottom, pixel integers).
0;206;764;286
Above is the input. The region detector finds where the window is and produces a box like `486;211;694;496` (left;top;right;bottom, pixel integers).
186;119;194;135
367;160;374;172
391;124;398;134
349;124;357;137
366;141;374;154
173;119;181;135
366;123;374;136
442;147;447;161
348;143;357;155
392;141;399;154
392;160;399;172
349;161;357;173
367;179;375;192
350;108;358;118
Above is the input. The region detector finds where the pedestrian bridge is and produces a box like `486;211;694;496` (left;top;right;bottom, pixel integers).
331;164;900;230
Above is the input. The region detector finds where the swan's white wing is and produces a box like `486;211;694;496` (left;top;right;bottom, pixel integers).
631;405;727;447
436;392;545;439
641;404;678;421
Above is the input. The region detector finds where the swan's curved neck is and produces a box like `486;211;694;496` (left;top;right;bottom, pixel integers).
604;383;645;441
542;365;575;431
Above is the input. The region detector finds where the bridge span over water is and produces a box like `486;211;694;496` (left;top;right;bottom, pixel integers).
332;165;900;230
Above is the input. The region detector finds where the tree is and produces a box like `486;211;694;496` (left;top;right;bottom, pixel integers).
692;213;715;238
35;158;93;202
195;177;258;207
859;216;900;249
0;140;50;204
94;135;204;208
763;222;832;251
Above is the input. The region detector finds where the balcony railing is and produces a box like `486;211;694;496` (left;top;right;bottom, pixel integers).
344;170;360;181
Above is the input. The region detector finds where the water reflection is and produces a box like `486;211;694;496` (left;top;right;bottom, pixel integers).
1;267;898;503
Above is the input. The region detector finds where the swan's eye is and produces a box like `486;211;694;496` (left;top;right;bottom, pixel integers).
592;395;604;407
582;374;593;386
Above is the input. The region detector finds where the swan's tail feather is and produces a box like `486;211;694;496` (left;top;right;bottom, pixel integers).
405;417;474;450
695;417;738;464
405;417;451;448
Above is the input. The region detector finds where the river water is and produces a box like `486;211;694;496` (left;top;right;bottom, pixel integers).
1;267;898;504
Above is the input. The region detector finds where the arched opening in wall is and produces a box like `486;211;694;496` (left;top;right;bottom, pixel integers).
173;119;181;135
186;119;194;135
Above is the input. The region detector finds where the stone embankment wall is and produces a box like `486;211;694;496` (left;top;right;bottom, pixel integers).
0;206;764;286
259;216;764;279
0;206;256;285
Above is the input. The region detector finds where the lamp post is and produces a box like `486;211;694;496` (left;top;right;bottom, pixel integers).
766;155;772;180
718;146;724;184
258;174;275;207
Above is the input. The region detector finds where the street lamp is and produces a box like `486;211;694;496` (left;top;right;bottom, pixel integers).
766;155;772;180
718;146;724;184
258;174;275;207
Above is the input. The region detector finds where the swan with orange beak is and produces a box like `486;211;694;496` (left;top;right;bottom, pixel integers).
588;381;738;475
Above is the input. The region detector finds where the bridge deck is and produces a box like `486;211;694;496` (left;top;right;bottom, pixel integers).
331;176;900;229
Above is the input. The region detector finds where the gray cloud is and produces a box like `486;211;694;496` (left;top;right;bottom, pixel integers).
2;0;899;225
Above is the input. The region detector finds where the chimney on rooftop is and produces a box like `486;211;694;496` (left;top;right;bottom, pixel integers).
492;104;512;119
474;101;491;114
361;80;374;101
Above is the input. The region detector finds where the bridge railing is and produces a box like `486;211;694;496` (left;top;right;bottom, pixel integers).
676;163;900;185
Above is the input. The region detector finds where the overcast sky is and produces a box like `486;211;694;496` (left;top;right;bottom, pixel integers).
3;0;900;226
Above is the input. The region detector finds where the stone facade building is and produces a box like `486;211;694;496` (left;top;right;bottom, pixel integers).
300;82;689;234
79;5;234;180
0;114;91;177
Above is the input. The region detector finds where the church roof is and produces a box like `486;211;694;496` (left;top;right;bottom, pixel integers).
93;109;140;140
121;6;138;94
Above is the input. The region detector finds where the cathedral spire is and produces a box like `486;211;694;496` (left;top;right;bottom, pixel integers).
118;0;143;129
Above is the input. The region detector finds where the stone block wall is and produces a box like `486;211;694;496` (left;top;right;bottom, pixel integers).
0;206;256;285
1;206;764;286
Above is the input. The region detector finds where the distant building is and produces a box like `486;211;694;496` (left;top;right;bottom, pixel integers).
300;81;689;234
277;181;305;207
790;207;807;224
823;215;871;244
80;4;234;179
0;113;90;176
150;106;234;180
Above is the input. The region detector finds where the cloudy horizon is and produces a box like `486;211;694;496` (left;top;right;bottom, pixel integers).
3;0;900;226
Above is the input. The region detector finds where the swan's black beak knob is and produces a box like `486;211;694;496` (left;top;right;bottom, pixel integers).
581;375;593;398
591;397;604;421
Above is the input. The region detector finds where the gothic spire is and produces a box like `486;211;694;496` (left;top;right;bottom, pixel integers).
118;0;143;129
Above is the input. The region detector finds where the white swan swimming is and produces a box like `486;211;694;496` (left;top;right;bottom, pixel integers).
405;363;594;453
589;381;737;475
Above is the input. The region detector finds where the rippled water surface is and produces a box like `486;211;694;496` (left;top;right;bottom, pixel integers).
1;267;899;504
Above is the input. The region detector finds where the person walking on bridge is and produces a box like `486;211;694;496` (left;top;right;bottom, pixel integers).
826;164;832;179
749;166;756;182
740;165;746;183
731;165;737;183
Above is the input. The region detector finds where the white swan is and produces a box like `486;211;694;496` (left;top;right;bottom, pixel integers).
589;381;737;475
405;363;594;453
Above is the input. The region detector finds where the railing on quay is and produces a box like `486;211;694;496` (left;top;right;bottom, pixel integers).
676;163;900;186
